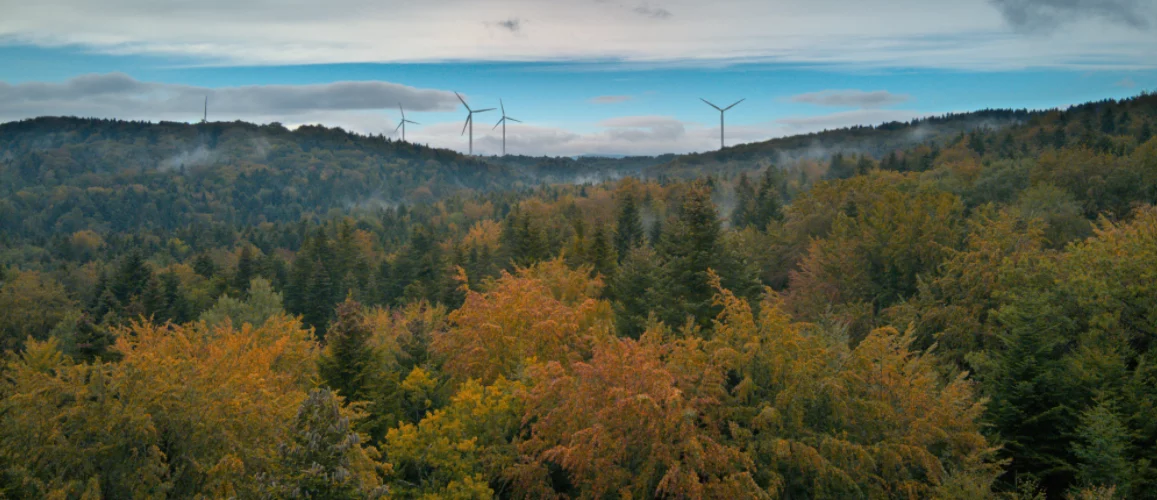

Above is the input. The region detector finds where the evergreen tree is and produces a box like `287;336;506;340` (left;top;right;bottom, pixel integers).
265;388;386;498
1101;107;1116;134
731;173;758;229
304;259;334;337
233;245;257;293
1140;121;1153;144
588;223;616;280
609;245;660;339
1072;399;1134;494
160;272;192;324
613;193;645;259
192;253;216;279
71;313;118;363
825;152;855;180
654;183;727;329
318;297;376;403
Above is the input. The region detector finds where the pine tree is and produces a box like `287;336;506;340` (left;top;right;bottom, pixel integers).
1139;121;1153;144
318;297;376;403
613;193;645;259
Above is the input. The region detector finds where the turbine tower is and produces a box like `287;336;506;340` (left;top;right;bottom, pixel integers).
456;92;495;155
394;103;420;142
492;99;522;156
700;98;745;150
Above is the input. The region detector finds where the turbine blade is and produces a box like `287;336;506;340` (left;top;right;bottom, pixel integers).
394;122;404;133
507;117;522;123
493;117;504;130
455;92;470;111
723;98;746;111
474;108;496;113
405;120;420;125
700;98;722;111
500;99;505;115
398;102;404;119
461;115;470;136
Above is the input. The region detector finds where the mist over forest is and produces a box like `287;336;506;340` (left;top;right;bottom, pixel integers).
1;91;1157;498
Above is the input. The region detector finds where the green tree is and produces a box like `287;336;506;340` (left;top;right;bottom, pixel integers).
608;245;660;339
613;192;645;259
318;297;376;403
1072;399;1134;494
199;277;285;329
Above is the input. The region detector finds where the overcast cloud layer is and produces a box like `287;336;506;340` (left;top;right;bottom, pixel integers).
1;0;1155;69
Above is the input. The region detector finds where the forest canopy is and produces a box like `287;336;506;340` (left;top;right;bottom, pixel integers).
1;92;1157;498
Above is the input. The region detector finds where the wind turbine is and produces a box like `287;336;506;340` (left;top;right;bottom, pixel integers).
700;98;745;150
201;96;208;124
456;92;495;155
394;103;420;142
492;99;522;156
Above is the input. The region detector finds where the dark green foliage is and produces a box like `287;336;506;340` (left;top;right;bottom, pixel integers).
318;298;375;403
609;245;660;339
613;193;645;259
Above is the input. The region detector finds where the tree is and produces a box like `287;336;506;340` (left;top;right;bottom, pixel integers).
608;245;661;339
0;271;79;351
233;245;258;293
199;277;285;329
318;297;376;403
264;388;387;498
587;223;616;280
384;378;524;498
1072;399;1134;494
0;316;322;498
433;259;613;385
519;337;760;498
613;192;645;259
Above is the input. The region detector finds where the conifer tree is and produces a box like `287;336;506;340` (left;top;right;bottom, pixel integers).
266;388;386;498
613;193;645;259
233;245;257;293
588;224;616;280
318;297;376;403
609;245;660;338
1072;399;1134;494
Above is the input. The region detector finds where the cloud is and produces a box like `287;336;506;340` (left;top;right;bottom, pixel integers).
493;18;522;33
790;90;911;109
589;95;634;104
402;109;929;157
1116;77;1137;88
2;0;1155;70
990;0;1151;31
0;73;461;130
633;4;672;19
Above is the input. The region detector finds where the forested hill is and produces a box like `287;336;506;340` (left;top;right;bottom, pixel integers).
648;93;1157;177
3;93;1154;241
0;117;517;235
3;91;1157;498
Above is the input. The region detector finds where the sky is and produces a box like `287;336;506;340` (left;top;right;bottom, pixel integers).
1;0;1156;157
